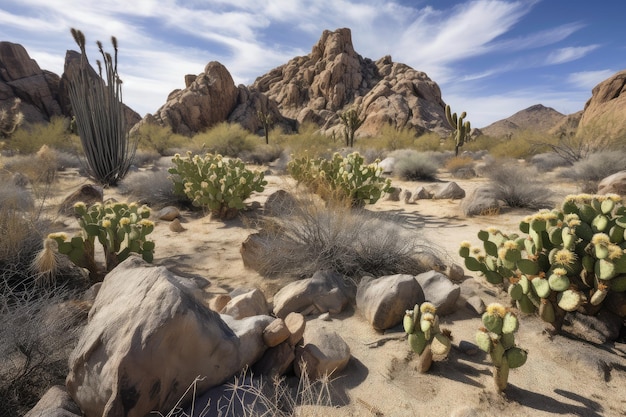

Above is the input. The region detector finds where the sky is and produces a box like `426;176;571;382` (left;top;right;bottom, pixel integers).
1;0;625;128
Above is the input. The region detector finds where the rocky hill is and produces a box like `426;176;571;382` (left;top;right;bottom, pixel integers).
480;104;566;138
146;28;449;137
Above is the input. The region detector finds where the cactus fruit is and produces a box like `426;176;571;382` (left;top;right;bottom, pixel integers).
404;302;452;373
459;194;626;335
477;303;528;392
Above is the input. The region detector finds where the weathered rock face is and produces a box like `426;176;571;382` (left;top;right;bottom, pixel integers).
0;41;63;124
252;28;448;136
66;256;270;417
149;61;239;135
577;70;626;144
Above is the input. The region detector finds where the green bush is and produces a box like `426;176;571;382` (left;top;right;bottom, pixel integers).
133;123;188;156
191;122;258;158
4;117;80;154
288;152;392;206
275;123;338;160
169;152;267;219
414;132;445;152
363;125;417;151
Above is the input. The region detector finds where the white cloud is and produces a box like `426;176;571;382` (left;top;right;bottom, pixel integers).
567;70;616;91
545;45;600;65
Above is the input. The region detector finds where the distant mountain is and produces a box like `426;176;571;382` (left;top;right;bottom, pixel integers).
479;104;566;138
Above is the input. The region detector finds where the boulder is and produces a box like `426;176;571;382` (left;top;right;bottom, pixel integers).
383;187;402;202
294;324;351;380
66;256;271;417
157;206;180;221
251;341;296;378
432;182;465;200
25;385;82;417
272;270;350;318
57;184;103;216
415;270;461;316
461;185;500;216
597;170;626;195
262;318;290;347
285;312;306;346
400;189;413;204
221;288;269;319
446;263;466;282
465;295;486;315
264;189;298;216
356;274;424;331
378;157;395;174
410;186;433;201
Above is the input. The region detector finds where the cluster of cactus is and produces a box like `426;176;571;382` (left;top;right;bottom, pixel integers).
403;302;453;373
169;152;267;219
445;104;471;156
0;98;24;138
460;194;626;332
288;152;392;206
339;106;364;148
476;303;528;392
47;201;155;280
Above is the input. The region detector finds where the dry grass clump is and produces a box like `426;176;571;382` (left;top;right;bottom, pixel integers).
240;144;285;165
529;152;571;171
444;155;475;178
132;122;189;156
118;168;190;209
192;122;258;158
275;123;338;160
244;194;439;279
390;149;440;181
1;145;59;184
3;117;80;154
560;150;626;192
483;161;553;210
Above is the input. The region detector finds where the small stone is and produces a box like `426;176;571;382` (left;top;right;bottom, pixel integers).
263;318;290;347
158;206;180;221
285;312;306;346
465;295;486;315
318;312;332;321
210;294;231;312
169;218;186;232
447;263;465;282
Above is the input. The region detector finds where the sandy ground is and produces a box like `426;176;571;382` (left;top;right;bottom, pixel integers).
48;167;626;417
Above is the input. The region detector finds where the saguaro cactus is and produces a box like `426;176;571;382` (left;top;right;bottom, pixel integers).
445;104;471;156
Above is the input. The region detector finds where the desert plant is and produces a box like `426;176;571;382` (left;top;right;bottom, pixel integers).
239;144;284;165
119;169;189;209
444;155;475;178
66;28;137;186
459;194;626;334
529;152;570;171
339;106;364;148
243;195;439;279
483;162;552;210
0;98;23;139
391;150;440;181
561;150;626;192
169;152;267;219
275;123;337;160
445;104;471;156
403;302;452;373
41;201;155;281
414;132;446;152
3;116;79;154
288;152;392;206
192;122;257;158
133;122;188;156
257;108;274;145
475;303;528;392
363;125;417;152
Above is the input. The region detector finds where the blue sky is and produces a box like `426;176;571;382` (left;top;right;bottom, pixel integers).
1;0;625;127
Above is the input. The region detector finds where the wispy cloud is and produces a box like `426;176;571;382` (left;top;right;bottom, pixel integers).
567;70;616;90
545;45;600;65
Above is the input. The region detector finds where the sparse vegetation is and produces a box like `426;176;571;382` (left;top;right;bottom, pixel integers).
133;122;189;156
339;106;364;147
444;155;475;178
561;150;626;192
483;162;553;210
191;122;258;158
119;169;189;209
3;116;80;154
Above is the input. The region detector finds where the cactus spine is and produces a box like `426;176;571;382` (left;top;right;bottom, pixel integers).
404;302;452;373
445;104;471;156
476;303;528;392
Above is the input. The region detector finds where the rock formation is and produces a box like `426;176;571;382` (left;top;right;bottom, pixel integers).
480;104;566;138
0;41;63;124
144;28;449;138
577;69;626;145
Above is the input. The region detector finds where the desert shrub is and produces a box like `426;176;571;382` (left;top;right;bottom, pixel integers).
55;150;83;170
0;284;83;417
288;152;391;206
1;146;59;184
3;117;80;154
191;122;257;158
119;169;189;209
561;150;626;192
240;144;284;165
364;125;417;151
133;123;188;155
275;123;338;160
414;132;444;152
529;152;571;171
0;180;35;213
484;161;553;210
169;152;267;219
489;135;535;159
391;149;440;181
131;149;162;168
246;195;439;279
444;155;475;178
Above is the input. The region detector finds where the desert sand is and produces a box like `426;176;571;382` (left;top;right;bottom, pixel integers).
47;166;626;417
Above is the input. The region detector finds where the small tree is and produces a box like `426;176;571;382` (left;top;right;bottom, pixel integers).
257;108;273;145
66;28;137;186
340;106;364;147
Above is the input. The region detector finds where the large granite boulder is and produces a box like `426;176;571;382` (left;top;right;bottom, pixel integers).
66;256;271;417
597;170;626;195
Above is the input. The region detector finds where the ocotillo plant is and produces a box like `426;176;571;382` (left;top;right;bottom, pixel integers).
67;28;137;186
340;106;364;147
476;303;528;392
403;302;453;373
445;104;471;156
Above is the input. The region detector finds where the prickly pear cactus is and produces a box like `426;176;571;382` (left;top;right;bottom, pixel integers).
404;302;453;373
476;303;528;392
460;194;626;335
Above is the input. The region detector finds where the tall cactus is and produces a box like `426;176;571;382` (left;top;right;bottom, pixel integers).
445;104;471;156
340;106;364;148
67;28;137;186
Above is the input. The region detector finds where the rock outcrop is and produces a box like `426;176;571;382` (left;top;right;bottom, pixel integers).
480;104;566;138
0;41;63;124
577;69;626;145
